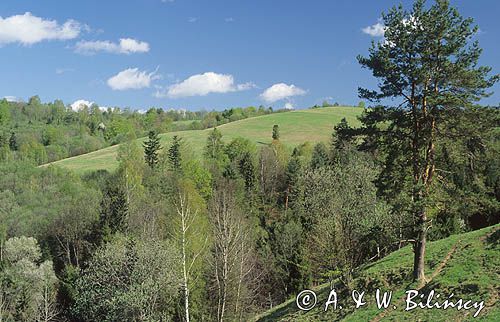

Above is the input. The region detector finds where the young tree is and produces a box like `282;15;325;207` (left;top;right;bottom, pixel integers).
143;130;161;169
204;128;225;160
168;135;182;172
272;124;280;140
355;0;498;282
208;181;255;321
172;181;208;322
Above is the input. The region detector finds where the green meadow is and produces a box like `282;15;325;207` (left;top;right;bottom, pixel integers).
46;106;363;174
255;225;500;322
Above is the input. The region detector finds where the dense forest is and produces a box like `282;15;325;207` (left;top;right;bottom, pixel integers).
0;0;499;321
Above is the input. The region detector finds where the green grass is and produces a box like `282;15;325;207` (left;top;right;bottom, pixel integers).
254;225;500;321
45;107;363;174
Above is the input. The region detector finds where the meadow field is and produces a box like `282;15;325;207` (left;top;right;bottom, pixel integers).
47;106;362;173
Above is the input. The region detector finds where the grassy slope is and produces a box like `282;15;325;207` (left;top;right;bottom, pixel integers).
46;107;362;174
255;225;500;322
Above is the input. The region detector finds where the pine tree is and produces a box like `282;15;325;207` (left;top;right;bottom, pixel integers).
353;0;498;282
168;135;182;172
272;124;280;140
143;130;161;169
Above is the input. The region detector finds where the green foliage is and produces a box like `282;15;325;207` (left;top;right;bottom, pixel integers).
352;0;499;281
143;130;161;169
168;135;182;172
72;235;181;321
0;236;59;322
272;124;280;140
0;100;10;125
310;142;330;169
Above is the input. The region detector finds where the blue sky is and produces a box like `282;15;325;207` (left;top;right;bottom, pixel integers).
1;0;499;111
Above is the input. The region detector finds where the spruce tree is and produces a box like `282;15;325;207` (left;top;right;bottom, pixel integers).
168;135;182;172
310;142;330;169
143;130;161;169
238;151;255;192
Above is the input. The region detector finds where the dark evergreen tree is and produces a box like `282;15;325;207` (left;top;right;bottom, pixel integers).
9;132;18;151
310;142;330;169
99;178;129;240
143;130;161;169
272;124;280;140
168;135;182;172
238;151;255;193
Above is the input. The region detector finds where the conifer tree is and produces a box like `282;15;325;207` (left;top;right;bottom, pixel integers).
9;132;18;151
143;130;161;169
168;135;182;172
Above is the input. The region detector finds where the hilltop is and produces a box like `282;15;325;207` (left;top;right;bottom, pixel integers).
254;225;500;322
46;107;362;173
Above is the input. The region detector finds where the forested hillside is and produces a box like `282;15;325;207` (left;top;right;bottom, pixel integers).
0;0;499;321
0;96;281;165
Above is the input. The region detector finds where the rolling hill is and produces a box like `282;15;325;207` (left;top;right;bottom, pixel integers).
254;224;500;322
45;107;363;174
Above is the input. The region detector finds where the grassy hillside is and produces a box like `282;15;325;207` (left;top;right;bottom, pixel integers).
46;107;362;174
254;225;500;321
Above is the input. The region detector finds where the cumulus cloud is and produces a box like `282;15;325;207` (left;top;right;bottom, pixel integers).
0;12;82;46
71;99;93;111
71;99;110;112
156;72;255;99
362;19;385;37
260;83;306;103
75;38;150;55
107;68;160;91
284;102;295;110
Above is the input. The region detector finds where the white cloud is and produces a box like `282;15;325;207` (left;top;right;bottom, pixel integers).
71;99;93;111
0;12;81;46
75;38;149;55
157;72;255;99
71;99;110;112
107;68;160;91
284;102;295;110
3;96;21;102
188;17;198;23
362;20;385;37
225;17;235;23
260;83;306;103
